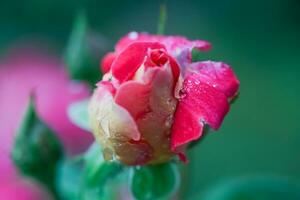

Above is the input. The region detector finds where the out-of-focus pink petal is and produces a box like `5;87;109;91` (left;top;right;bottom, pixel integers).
36;80;93;154
111;42;165;82
101;52;116;73
0;179;52;200
187;61;240;98
171;73;229;150
0;46;93;155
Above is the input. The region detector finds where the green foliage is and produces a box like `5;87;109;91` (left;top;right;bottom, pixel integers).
56;160;82;200
157;4;167;35
68;99;91;132
201;176;300;200
83;143;123;187
130;162;180;200
80;143;124;200
64;11;101;85
11;97;63;198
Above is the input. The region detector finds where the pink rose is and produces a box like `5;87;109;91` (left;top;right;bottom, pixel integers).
89;32;239;165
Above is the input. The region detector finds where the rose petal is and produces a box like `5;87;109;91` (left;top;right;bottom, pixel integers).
100;52;116;73
171;73;229;150
112;139;153;165
116;32;211;53
115;81;151;120
115;62;178;163
89;81;141;141
171;104;204;150
111;42;166;83
115;32;211;65
187;61;240;98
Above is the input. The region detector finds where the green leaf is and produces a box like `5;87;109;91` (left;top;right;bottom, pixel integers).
11;96;63;199
68;99;91;132
130;162;180;200
64;11;101;85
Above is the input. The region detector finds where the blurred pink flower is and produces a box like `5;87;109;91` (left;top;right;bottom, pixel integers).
0;43;94;198
0;179;52;200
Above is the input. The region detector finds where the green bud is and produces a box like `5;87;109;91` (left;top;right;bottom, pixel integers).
11;96;63;197
64;11;101;85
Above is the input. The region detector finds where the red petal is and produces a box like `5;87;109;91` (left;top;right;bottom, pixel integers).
115;32;211;64
115;81;151;120
188;61;240;98
171;104;204;150
171;74;230;150
115;64;177;163
111;42;165;82
144;49;180;85
96;81;116;96
116;32;211;53
101;52;116;73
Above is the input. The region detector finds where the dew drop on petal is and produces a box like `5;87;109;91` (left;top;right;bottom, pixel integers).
129;32;138;40
102;147;114;161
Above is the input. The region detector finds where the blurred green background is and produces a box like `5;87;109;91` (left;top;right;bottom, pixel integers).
1;0;299;199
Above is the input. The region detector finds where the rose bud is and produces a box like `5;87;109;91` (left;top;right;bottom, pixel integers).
89;32;240;165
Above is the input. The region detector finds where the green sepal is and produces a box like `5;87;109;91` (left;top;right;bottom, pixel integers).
11;96;63;198
80;143;124;200
83;143;123;187
67;99;91;132
130;162;180;200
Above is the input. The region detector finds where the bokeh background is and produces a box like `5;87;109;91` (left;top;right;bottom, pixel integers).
1;0;300;199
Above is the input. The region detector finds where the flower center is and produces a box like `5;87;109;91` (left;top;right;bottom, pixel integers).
150;49;168;66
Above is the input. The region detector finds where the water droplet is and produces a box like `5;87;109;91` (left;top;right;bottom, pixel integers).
179;89;186;98
129;31;138;40
102;148;114;161
165;115;173;128
194;80;200;85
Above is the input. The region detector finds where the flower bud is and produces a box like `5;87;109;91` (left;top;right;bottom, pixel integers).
89;32;240;165
11;97;62;192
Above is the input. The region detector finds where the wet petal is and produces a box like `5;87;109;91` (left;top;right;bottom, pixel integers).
89;81;141;142
188;61;240;98
111;42;166;82
115;32;211;65
171;104;204;151
115;63;178;164
171;73;229;150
